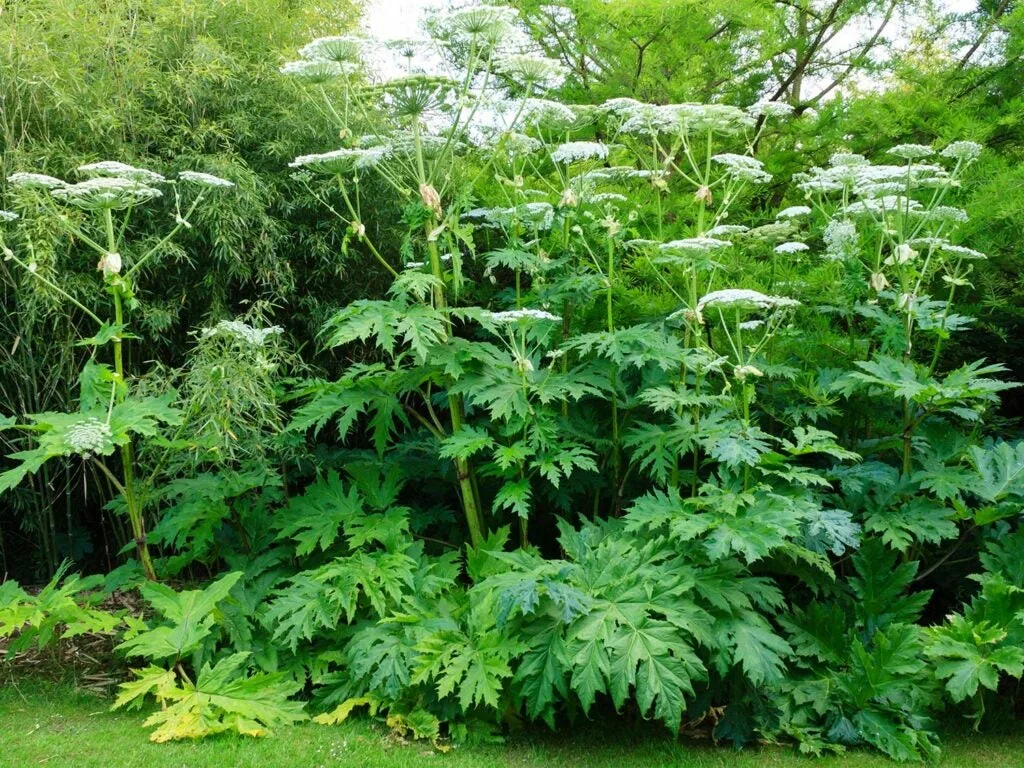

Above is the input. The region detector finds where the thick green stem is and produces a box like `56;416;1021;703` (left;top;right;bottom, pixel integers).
413;122;486;547
606;236;621;510
105;210;156;580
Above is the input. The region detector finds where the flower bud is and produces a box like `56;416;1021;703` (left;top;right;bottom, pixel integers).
694;185;713;204
419;183;442;217
97;251;122;276
734;364;764;380
869;272;889;292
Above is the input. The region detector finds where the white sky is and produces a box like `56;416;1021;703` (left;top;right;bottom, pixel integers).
365;0;980;41
362;0;986;95
364;0;440;40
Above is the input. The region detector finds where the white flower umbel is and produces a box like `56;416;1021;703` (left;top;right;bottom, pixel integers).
841;196;923;217
824;219;858;260
706;225;749;237
940;141;983;163
517;98;577;130
51;177;163;210
7;172;67;190
550;141;609;165
496;132;542;157
676;104;755;135
738;319;765;331
746;101;794;119
583;192;628;205
615;103;683;136
887;143;935;160
177;171;234;188
201;320;284;347
289;147;386;174
299;35;364;63
494;53;567;88
696;288;800;314
711;153;771;183
279;59;349;81
384;131;453;159
660;237;732;253
776;205;811;220
483;308;561;324
600;97;644;114
63;417;113;456
439;5;519;40
0;210;18;222
77;161;166;184
514;202;555;230
462;202;555;231
775;241;809;254
829;152;869;167
919;205;969;223
938;244;987;260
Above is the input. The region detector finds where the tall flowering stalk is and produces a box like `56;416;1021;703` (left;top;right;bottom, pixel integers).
795;142;988;474
1;164;233;578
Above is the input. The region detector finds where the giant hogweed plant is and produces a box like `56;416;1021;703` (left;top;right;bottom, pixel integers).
263;8;1024;759
2;7;1021;759
0;165;236;579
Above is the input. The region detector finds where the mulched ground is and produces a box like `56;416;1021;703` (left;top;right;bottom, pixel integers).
1;588;144;693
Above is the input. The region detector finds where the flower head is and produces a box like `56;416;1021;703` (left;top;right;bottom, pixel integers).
299;35;364;63
775;241;809;254
64;417;113;456
746;101;794;119
495;53;567;88
940;141;982;163
483;308;561;324
824;219;858;260
177;171;235;188
201;320;283;347
289;147;386;174
887;143;935;160
938;244;986;260
371;75;458;119
51;177;163;210
711;153;771;183
517;98;578;130
776;205;811;220
439;4;519;40
550;141;609;165
77;161;166;184
660;237;732;253
0;210;18;223
697;288;800;315
7;172;67;190
279;59;350;81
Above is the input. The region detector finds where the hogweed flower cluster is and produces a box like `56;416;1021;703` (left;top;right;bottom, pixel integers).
7;172;66;190
63;417;113;456
696;288;800;314
289;147;387;174
550;141;610;165
483;308;562;324
77;161;166;184
201;320;284;347
177;171;235;188
51;177;163;210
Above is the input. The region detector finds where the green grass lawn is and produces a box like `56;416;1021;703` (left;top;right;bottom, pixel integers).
1;681;1022;768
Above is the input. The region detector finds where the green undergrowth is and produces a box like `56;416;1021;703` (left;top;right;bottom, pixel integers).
1;680;1022;768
